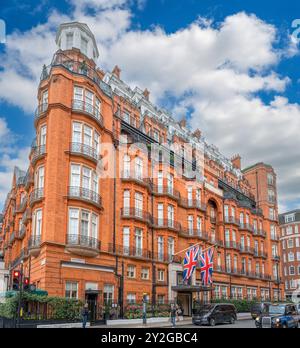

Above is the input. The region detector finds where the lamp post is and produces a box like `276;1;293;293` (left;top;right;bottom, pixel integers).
142;293;147;325
16;261;24;328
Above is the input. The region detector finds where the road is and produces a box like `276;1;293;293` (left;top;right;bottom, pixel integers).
175;319;256;328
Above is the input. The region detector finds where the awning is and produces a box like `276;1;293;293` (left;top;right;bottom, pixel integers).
171;285;211;293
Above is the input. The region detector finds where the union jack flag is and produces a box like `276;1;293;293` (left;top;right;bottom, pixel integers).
182;245;200;282
199;248;214;286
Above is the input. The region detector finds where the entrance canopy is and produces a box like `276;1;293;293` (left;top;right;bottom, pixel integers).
171;285;211;293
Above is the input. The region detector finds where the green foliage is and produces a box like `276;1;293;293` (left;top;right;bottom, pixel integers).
123;303;171;319
0;292;83;321
211;298;258;313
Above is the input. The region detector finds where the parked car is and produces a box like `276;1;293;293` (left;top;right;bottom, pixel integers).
192;303;237;326
255;303;300;328
250;302;271;319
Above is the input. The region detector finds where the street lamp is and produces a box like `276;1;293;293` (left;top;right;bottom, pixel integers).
16;261;24;328
142;293;147;325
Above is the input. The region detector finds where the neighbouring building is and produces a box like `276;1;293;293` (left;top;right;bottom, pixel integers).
0;21;283;319
279;210;300;300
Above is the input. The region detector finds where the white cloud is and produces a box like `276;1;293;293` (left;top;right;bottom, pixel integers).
0;4;299;211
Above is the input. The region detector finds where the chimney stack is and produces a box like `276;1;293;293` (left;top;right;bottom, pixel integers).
192;128;202;140
231;154;241;170
112;65;121;79
143;88;150;101
179;118;186;128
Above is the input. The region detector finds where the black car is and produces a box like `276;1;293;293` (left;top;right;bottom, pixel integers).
250;302;271;320
193;303;237;326
255;303;300;328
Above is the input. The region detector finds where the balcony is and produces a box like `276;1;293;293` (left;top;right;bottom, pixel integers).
66;234;100;257
270;234;279;242
16;197;28;213
253;229;267;238
24;171;34;191
178;198;206;212
121;207;153;224
34;103;48;125
72;99;104;128
239;223;253;233
68;186;102;208
9;231;16;245
69;142;100;163
121;171;152;188
28;235;42;257
31;145;46;165
152;185;180;201
224;216;240;226
22;208;32;225
152;217;182;232
253;250;268;259
179;229;208;241
110;244;151;260
19;225;26;239
239;245;254;255
272;255;280;262
225;241;240;250
29;188;44;206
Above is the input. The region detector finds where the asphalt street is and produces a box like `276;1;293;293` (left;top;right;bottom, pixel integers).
174;319;256;328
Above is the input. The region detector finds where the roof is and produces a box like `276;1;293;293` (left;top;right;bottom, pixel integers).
279;209;300;225
242;162;273;173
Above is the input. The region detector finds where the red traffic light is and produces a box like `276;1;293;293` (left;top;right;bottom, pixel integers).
24;277;29;285
13;270;21;278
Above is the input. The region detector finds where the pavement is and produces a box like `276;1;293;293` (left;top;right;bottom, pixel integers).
93;313;252;328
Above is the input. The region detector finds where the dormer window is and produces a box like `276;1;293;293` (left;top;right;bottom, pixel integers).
66;32;73;49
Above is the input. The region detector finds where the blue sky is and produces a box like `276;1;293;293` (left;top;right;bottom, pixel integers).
0;0;300;212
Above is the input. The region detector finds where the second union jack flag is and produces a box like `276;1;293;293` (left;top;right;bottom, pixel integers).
199;248;214;286
182;245;200;282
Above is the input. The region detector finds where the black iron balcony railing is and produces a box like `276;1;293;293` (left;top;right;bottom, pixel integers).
253;229;267;238
115;109;140;128
225;241;240;250
16;197;28;213
152;217;182;231
239;245;254;254
179;229;209;241
69;142;100;162
270;234;279;241
178;198;207;211
120;171;152;187
24;171;34;191
67;234;100;250
35;103;48;123
109;243;152;259
72;99;103;128
19;225;26;239
239;223;253;232
253;250;268;259
31;145;46;164
121;207;153;224
22;208;32;225
28;235;41;249
68;186;102;207
210;216;217;224
224;216;240;226
29;188;44;206
152;185;180;200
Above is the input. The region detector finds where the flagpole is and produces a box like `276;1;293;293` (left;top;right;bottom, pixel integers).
172;241;218;257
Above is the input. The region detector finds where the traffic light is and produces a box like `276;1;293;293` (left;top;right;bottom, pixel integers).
23;277;30;291
12;270;21;290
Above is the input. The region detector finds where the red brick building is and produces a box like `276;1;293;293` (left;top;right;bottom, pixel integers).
279;210;300;300
0;22;283;317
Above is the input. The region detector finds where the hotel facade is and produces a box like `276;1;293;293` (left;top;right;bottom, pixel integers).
0;22;283;318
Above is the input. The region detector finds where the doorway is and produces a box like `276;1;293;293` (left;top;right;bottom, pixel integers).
85;292;98;323
177;293;192;316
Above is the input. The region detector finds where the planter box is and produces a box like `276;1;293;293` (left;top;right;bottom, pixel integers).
107;317;170;326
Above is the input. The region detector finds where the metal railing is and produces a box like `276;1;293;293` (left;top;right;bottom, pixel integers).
179;229;208;241
72;99;103;127
68;186;102;207
31;145;46;164
152;217;182;231
67;234;100;250
29;188;44;205
28;235;41;249
152;185;180;200
121;207;153;224
253;229;267;238
70;142;99;162
178;198;206;211
120;170;152;186
16;197;28;213
35;103;48;121
224;216;240;226
110;244;151;259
